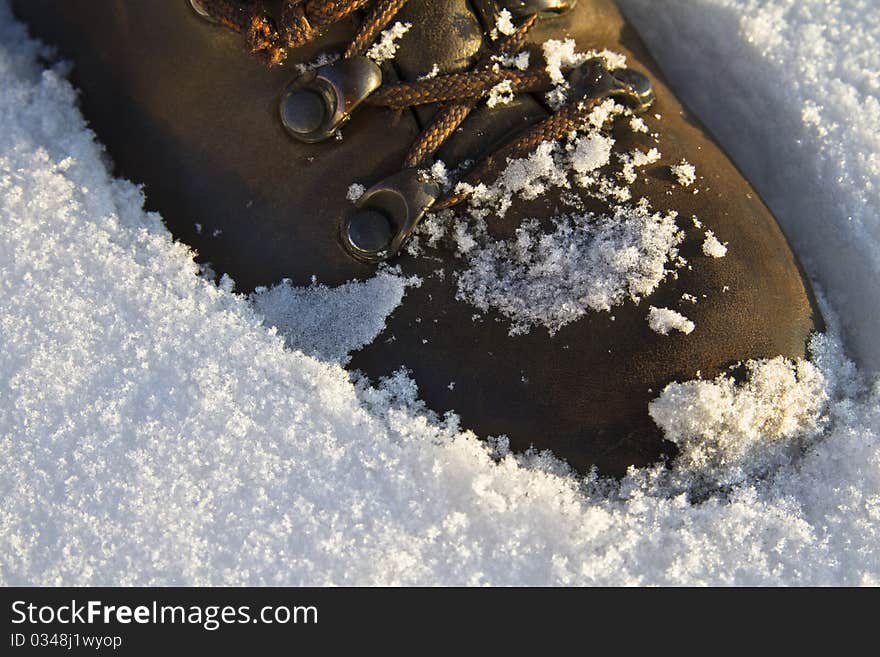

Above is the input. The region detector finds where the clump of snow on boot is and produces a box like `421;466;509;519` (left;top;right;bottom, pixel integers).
419;98;685;335
453;204;683;335
648;306;695;335
670;160;697;187
250;269;420;364
366;21;412;63
650;355;827;486
702;230;728;258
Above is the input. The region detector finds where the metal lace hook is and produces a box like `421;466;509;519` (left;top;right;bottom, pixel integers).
498;0;577;18
339;169;440;263
280;55;383;143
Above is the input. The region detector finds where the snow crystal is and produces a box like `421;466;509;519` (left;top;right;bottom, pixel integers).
418;63;440;80
496;8;516;36
292;51;340;76
454;141;566;218
670;160;697;186
346;182;365;202
619;147;661;184
428;160;450;187
486;79;515;108
647;306;696;335
366;21;412;64
702;230;728;258
630;116;649;133
493;50;530;71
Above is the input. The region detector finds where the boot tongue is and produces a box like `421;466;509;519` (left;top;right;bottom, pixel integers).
391;0;484;80
385;0;551;168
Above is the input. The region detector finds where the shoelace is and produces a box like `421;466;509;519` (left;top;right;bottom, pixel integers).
191;0;654;261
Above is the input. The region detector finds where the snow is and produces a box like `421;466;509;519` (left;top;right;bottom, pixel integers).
453;204;684;336
249;269;420;364
650;350;826;488
346;182;365;202
670;160;697;187
1;0;879;585
630;116;649;133
647;306;696;336
365;21;412;64
493;50;530;72
542;38;627;85
485;79;515;108
702;230;728;258
495;9;516;37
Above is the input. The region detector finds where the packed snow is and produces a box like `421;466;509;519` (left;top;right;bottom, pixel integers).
250;269;420;364
670;160;697;187
1;0;879;585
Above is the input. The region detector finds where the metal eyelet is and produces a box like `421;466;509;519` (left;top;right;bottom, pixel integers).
609;68;655;114
189;0;218;22
280;56;383;143
567;58;654;113
340;169;440;263
498;0;577;18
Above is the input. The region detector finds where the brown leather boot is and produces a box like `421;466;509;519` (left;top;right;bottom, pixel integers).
11;0;821;475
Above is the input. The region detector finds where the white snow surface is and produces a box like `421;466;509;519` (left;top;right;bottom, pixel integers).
1;0;879;585
249;270;420;364
647;306;696;336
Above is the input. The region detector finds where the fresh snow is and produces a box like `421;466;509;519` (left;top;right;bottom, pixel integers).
702;230;728;258
1;0;879;585
250;269;420;364
650;350;827;487
648;306;696;336
365;21;412;64
670;160;697;187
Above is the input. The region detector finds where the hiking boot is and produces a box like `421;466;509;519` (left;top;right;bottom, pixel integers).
11;0;822;475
